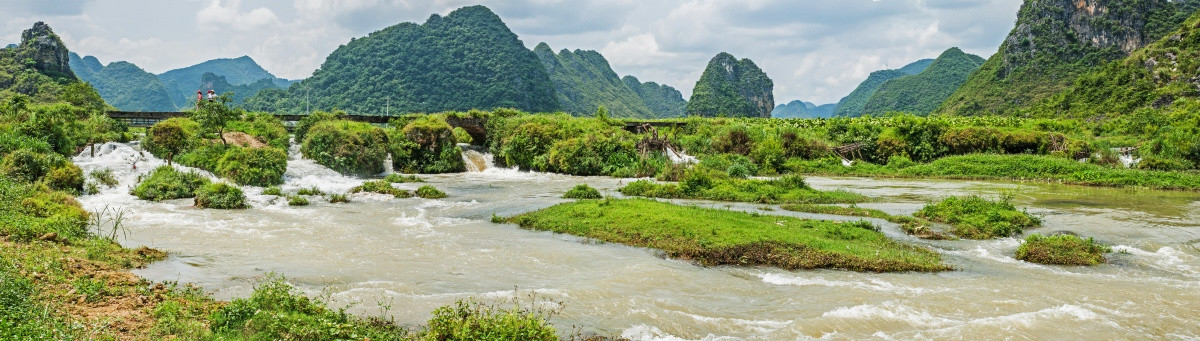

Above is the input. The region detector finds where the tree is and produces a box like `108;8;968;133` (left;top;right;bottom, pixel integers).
192;94;239;145
147;120;189;165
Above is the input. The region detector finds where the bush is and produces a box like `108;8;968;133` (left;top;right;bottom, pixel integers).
301;120;389;177
452;127;473;145
209;275;405;340
915;195;1041;239
132;166;211;201
228;112;289;149
562;184;602;199
389;116;465;174
0;178;89;242
350;180;411;198
263;186;283;196
886;155;917;169
43;163;83;194
194;183;247;209
90;168;118;188
1;148;60;183
699;154;759;178
545;133;638;176
215;147;287;187
286;195;309;206
415;185;447;199
293;111;344;142
421;299;558;341
144;118;198;164
1137;155;1192;171
1015;234;1111;266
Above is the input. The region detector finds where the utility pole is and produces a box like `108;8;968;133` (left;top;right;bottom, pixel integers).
305;89;310;114
387;97;390;117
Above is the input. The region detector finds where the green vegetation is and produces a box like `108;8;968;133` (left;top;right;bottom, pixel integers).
834;59;932;117
535;43;655;118
562;184;602;199
214;146;287;187
144;117;195;165
487;112;646;176
687;52;774;118
422;299;558;340
773;100;835;119
143;104;289;187
915;195;1041;239
262;186;282;196
301;120;389;176
351;180;412;198
415;185;447;199
89;168;117;187
297;186;323;196
131;166;210;201
1015;234;1112;266
389;115;465;173
244;6;559;115
505;199;949;272
159;55;290;109
623;75;687;118
620;171;864;205
899;154;1200;190
194;182;247;209
286;195;309;206
385;173;424;183
328;193;349;203
780;204;953;240
861;48;985;116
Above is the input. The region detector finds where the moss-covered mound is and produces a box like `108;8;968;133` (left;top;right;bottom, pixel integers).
1;148;83;193
215;147;287;187
389;116;465;174
194;182;247;209
301;120;388;177
131;166;210;201
350;180;411;198
1016;234;1111;266
506;199;950;272
562;184;602;199
915;195;1040;239
415;185;447;199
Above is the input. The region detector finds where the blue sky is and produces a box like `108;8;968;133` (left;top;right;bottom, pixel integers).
0;0;1022;104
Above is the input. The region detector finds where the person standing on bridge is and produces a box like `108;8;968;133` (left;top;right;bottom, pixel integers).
207;89;216;101
197;90;203;103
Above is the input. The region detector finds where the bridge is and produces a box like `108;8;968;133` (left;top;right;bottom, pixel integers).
106;111;682;144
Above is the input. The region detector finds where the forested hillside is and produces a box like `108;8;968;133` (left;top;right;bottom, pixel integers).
773;100;835;118
244;6;559;115
534;43;655;118
686;52;774;118
833;59;932;117
937;0;1200;116
860;48;985;116
0;22;105;111
622;76;687;118
69;53;174;111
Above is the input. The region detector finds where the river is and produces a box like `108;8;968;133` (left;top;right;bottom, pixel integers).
72;142;1200;339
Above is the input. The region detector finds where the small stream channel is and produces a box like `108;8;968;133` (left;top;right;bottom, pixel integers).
72;142;1200;339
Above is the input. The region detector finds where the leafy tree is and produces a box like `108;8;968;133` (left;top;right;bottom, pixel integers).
147;119;190;165
191;94;239;145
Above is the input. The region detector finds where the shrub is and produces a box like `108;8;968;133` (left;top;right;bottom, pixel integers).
1;148;59;183
384;174;424;183
90;168;118;188
350;180;411;198
0;178;89;242
215;147;287;187
713;127;753;155
286;195;309;206
228;112;289;149
328;194;349;203
699;154;759;178
293;111;344;141
131;166;211;201
1137;155;1192;171
562;184;602;199
452;127;474;145
1015;234;1111;266
262;186;282;196
915;195;1041;239
208;275;406;339
421;299;558;341
546;133;638;176
194;183;248;209
886;155;917;169
301;120;389;177
415;185;447;199
43;163;83;193
389;116;465;174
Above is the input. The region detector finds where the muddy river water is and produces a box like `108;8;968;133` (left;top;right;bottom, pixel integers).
73;143;1200;339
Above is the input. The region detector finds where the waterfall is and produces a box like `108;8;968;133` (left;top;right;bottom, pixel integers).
460;145;494;172
664;145;697;165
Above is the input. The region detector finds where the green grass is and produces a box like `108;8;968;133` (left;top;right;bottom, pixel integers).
780;204;954;240
620;172;865;205
915;195;1040;239
287;195;309;206
131;166;211;201
562;184;602;199
506;199;949;272
415;186;447;199
901;154;1200;190
329;194;350;203
1016;234;1111;266
351;180;412;198
263;186;283;196
194;183;248;209
296;186;324;196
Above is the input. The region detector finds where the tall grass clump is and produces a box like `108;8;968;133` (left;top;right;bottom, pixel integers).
1015;234;1111;266
351;180;412;198
415;186;447;199
915;195;1040;239
208;275;406;340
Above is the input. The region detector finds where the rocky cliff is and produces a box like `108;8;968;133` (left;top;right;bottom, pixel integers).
686;53;774;118
18;22;74;79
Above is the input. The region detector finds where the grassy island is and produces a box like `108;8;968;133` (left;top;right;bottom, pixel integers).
505;199;950;272
1016;234;1111;266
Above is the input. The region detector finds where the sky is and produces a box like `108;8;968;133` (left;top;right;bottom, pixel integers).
0;0;1023;104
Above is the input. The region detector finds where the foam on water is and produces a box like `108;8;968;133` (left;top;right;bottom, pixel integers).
282;143;365;195
1113;245;1200;278
621;325;732;341
758;273;943;295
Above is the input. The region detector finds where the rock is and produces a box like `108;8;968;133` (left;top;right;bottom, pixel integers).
686;52;774;118
39;232;58;241
18;22;74;79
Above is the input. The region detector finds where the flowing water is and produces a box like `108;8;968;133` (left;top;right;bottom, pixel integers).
73;142;1200;339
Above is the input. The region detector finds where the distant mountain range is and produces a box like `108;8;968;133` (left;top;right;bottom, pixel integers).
68;53;293;111
832;59;932;117
860;48;985;116
772;101;835;119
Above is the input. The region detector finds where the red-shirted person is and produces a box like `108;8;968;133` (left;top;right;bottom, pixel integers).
197;90;203;103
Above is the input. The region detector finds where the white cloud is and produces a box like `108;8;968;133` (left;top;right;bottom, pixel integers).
197;0;280;32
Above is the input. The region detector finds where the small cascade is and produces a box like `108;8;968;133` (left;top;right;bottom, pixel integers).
281;141;364;194
460;145;494;172
664;145;697;165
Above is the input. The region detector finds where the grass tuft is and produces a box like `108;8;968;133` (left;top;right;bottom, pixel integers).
562;184;603;199
1016;234;1111;266
415;186;447;199
351;180;412;198
915;195;1040;239
384;173;425;183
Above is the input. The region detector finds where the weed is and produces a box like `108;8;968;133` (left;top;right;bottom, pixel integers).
562;184;602;199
